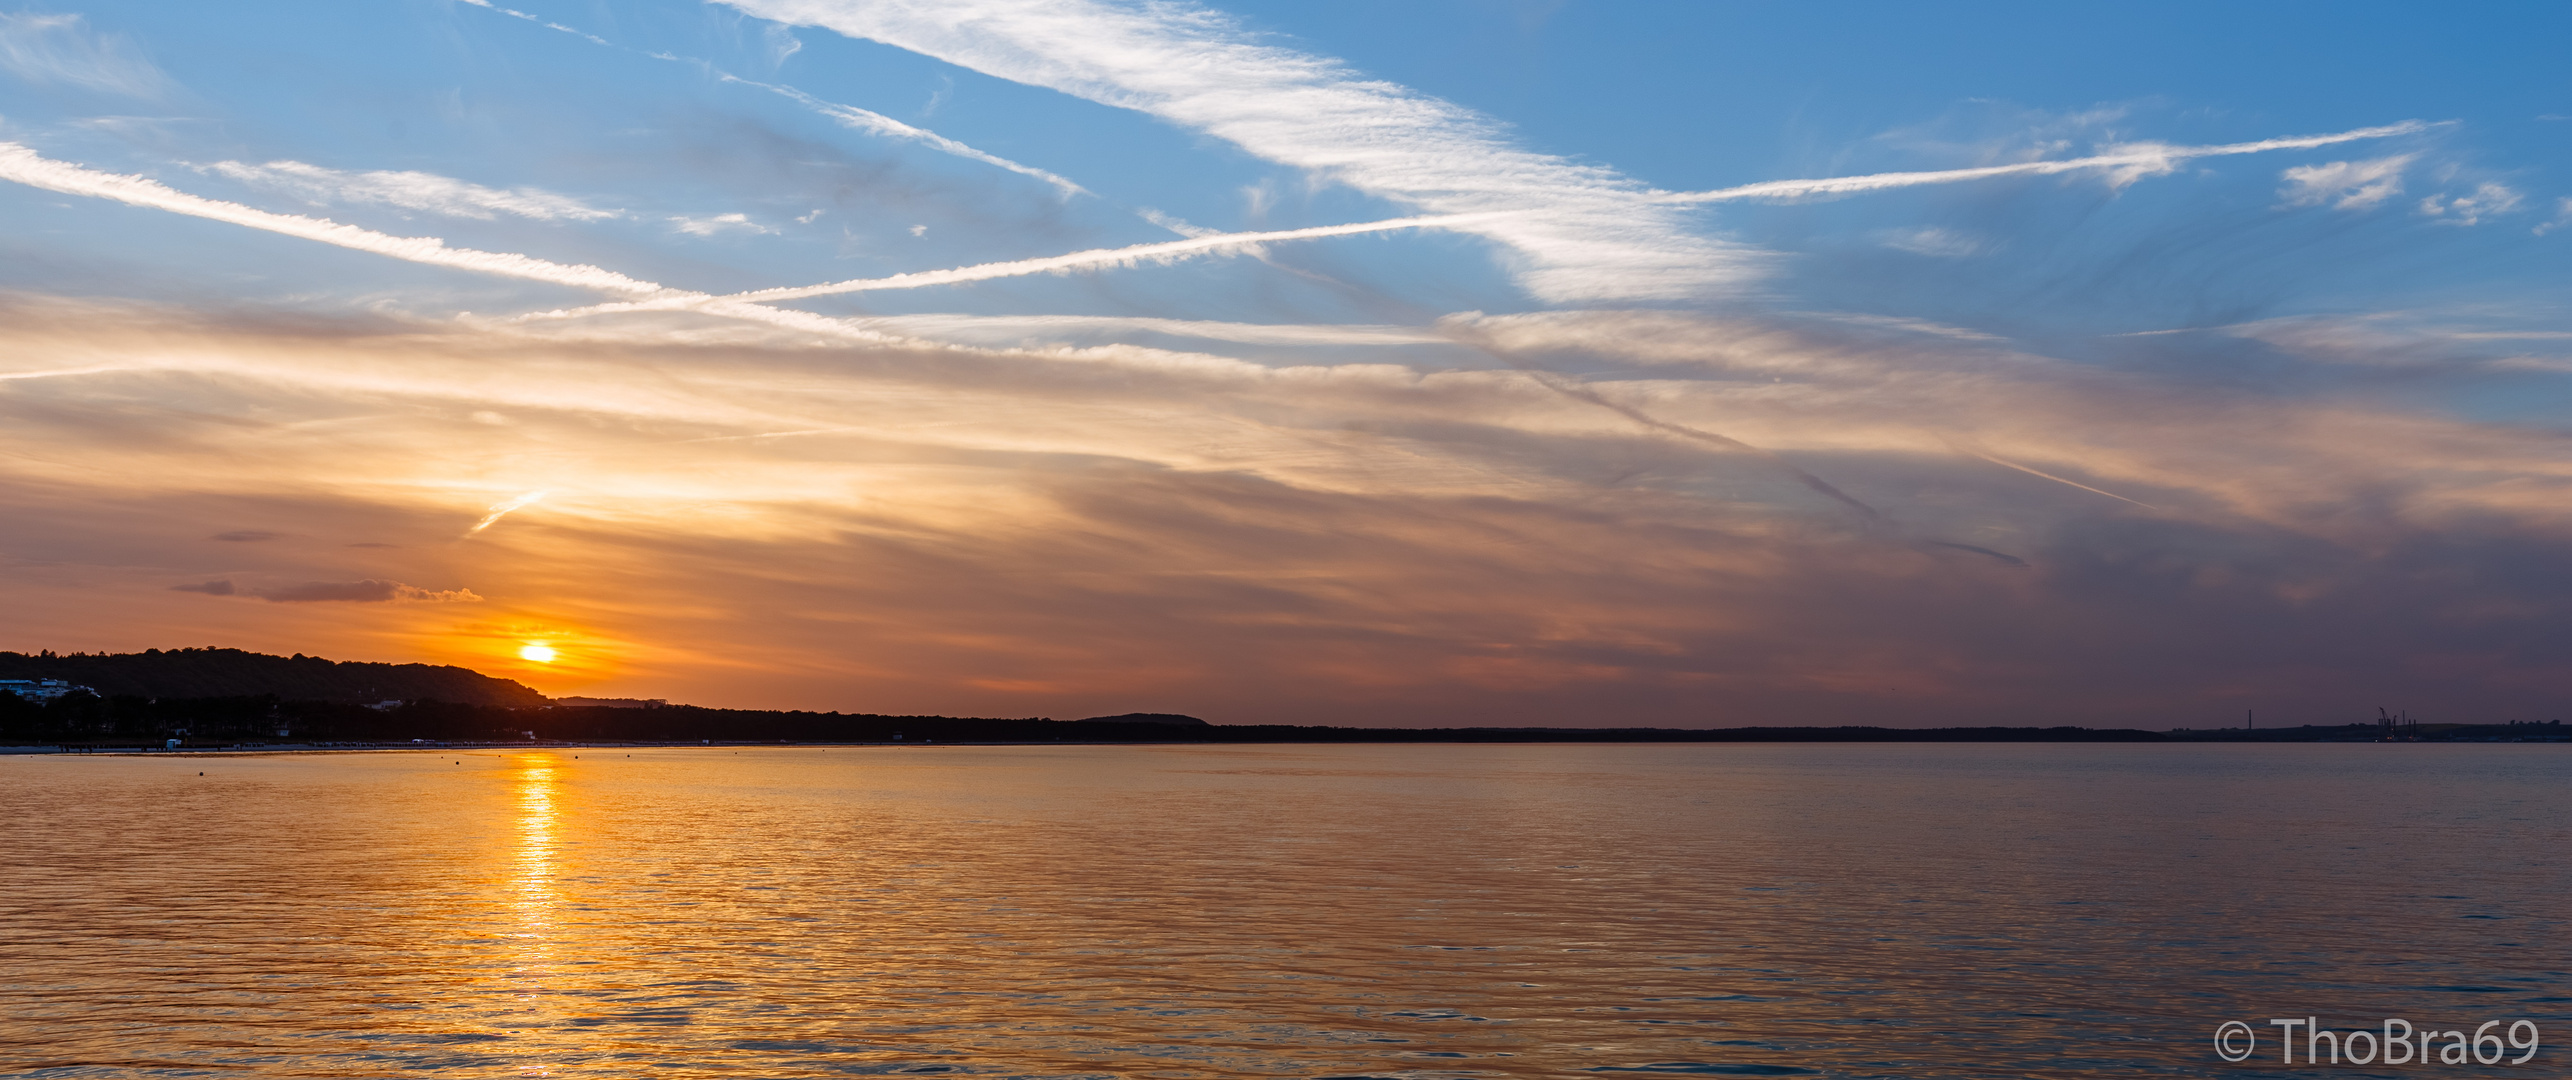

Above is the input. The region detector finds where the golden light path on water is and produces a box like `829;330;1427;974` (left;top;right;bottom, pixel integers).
0;744;2564;1077
511;754;562;1055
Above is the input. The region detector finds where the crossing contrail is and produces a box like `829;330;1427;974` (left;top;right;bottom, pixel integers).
506;213;1497;325
0;142;669;297
1659;121;2441;204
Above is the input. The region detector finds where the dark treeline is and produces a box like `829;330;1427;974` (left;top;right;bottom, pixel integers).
12;691;2560;748
5;694;2189;745
0;647;545;707
2160;721;2565;742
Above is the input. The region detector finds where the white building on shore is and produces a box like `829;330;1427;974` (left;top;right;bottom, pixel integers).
0;679;95;702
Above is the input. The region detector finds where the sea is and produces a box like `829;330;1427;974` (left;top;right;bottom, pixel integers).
2;743;2563;1078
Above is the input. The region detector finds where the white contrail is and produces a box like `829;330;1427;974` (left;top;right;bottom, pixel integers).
1661;121;2442;204
507;213;1497;326
458;0;1083;198
713;74;1088;198
855;313;1450;346
0;142;670;297
721;0;1754;303
203;159;624;221
1962;448;2159;510
466;490;548;536
733;213;1496;302
455;0;611;45
0;141;917;345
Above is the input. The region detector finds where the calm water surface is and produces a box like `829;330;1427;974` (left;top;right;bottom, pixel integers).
2;743;2564;1078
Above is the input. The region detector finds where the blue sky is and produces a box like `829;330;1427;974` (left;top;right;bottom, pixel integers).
1;1;2566;725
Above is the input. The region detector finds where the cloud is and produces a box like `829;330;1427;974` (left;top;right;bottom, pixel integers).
511;212;1492;327
1876;226;1988;258
455;0;610;47
203;160;623;221
722;0;1754;302
257;580;483;604
2212;312;2572;372
2278;153;2415;210
0;142;670;296
170;580;234;595
2539;197;2572;236
456;0;1087;198
0;143;908;346
1666;122;2437;203
467;491;547;536
213;529;278;542
714;74;1089;198
856;313;1450;347
2419;182;2525;225
10;297;2572;724
0;12;173;97
728;213;1493;301
670;212;778;236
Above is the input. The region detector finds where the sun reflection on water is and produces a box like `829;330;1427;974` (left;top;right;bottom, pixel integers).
508;755;561;994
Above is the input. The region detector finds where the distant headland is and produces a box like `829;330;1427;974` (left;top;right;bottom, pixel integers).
0;647;544;708
2;647;2562;750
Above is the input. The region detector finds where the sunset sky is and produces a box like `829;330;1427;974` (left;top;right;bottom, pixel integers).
3;1;2567;726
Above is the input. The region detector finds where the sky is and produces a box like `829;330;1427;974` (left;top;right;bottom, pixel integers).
2;1;2567;727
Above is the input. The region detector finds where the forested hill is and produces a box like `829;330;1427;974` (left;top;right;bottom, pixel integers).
0;648;547;708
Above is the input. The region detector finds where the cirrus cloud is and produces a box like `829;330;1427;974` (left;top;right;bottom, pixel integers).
0;12;173;98
2419;182;2524;226
202;160;624;222
2278;154;2414;211
256;580;484;604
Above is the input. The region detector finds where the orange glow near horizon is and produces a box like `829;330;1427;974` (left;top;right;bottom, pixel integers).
398;618;642;697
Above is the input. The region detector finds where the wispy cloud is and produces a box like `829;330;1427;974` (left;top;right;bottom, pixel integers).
1662;122;2440;203
857;313;1449;347
467;491;547;536
457;0;1084;198
167;573;486;609
203;159;623;221
454;0;609;46
2175;312;2572;375
0;142;931;350
2419;182;2524;226
257;580;483;603
711;73;1089;198
730;213;1497;302
723;0;1755;302
18;298;2572;723
510;212;1495;328
1875;226;1988;258
670;212;778;236
0;142;669;296
2538;196;2572;236
1955;447;2158;510
2278;153;2414;210
0;12;172;97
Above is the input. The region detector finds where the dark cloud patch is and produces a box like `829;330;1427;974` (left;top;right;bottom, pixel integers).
169;580;235;595
257;580;480;604
213;530;278;542
1923;541;2029;567
346;542;399;548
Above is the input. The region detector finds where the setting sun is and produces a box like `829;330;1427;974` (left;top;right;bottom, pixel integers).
518;644;558;664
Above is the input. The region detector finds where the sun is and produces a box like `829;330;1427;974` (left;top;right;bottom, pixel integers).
518;643;558;663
